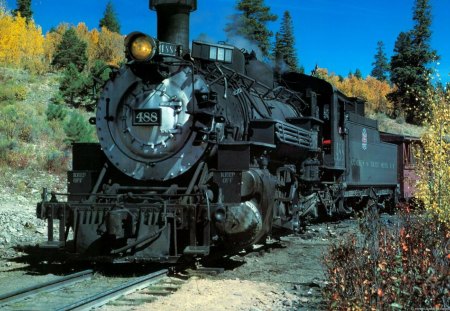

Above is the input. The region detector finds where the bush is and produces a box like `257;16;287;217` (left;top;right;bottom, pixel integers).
0;79;28;106
63;110;95;143
323;209;449;309
0;104;37;142
46;103;67;121
0;137;36;169
0;135;17;165
44;147;69;174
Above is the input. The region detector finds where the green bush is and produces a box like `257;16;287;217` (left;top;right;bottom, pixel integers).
44;147;69;174
63;110;95;143
0;80;28;106
46;103;67;121
0;137;37;169
0;103;38;142
0;135;17;165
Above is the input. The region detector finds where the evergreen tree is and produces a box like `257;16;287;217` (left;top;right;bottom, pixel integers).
273;11;298;72
57;63;90;108
388;32;414;117
354;68;363;79
99;1;120;33
52;28;88;71
64;111;94;143
273;32;283;74
13;0;32;22
371;41;389;81
225;0;277;57
388;0;438;124
56;61;109;110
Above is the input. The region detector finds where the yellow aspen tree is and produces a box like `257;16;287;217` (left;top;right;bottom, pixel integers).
415;87;450;224
0;11;44;71
23;19;45;72
75;22;97;69
96;26;124;66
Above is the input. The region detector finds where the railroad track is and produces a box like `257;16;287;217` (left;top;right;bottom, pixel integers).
0;268;184;310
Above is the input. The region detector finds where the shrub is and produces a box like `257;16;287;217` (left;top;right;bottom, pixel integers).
0;135;17;165
0;103;37;142
0;138;37;169
0;79;28;106
63;110;95;143
46;102;67;121
44;147;69;174
323;209;449;309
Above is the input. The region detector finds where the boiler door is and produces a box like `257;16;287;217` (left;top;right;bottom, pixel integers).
96;66;208;181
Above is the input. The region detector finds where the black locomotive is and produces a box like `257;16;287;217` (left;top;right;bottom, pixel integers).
37;0;399;263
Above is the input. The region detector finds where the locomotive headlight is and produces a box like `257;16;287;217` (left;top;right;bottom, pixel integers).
125;32;156;61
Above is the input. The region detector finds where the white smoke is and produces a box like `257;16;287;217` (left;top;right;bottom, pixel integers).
195;33;217;44
226;35;264;60
223;13;264;60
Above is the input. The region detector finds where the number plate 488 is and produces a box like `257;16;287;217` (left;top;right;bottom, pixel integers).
133;109;161;126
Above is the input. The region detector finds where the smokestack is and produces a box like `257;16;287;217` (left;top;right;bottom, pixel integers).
150;0;197;52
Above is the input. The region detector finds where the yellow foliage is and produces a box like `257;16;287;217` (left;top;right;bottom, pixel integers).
313;67;394;115
415;87;450;224
0;12;124;73
95;27;124;66
335;76;394;114
72;24;124;69
0;12;45;72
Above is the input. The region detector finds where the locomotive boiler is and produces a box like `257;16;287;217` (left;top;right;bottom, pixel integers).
36;0;399;263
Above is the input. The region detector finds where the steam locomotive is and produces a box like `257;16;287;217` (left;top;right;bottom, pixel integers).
36;0;400;263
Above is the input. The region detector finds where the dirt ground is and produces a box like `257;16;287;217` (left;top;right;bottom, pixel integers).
134;221;356;311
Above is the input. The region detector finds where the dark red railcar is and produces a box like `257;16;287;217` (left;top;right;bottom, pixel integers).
380;133;421;201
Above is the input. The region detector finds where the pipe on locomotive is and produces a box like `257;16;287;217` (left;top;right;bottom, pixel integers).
150;0;197;52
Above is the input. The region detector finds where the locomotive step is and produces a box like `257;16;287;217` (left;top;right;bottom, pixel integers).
183;246;210;255
38;241;65;249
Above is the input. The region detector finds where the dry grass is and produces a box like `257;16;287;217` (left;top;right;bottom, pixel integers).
369;112;425;137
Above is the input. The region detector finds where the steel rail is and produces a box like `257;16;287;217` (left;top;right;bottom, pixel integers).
0;269;93;307
56;269;168;311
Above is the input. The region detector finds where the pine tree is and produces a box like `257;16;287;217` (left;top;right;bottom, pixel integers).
58;63;90;108
99;1;120;33
13;0;32;22
64;110;94;143
388;32;414;117
371;41;389;81
56;61;106;110
354;68;363;79
273;11;298;72
388;0;438;124
225;0;277;57
52;28;88;72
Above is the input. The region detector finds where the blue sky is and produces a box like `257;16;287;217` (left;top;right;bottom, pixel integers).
5;0;450;83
